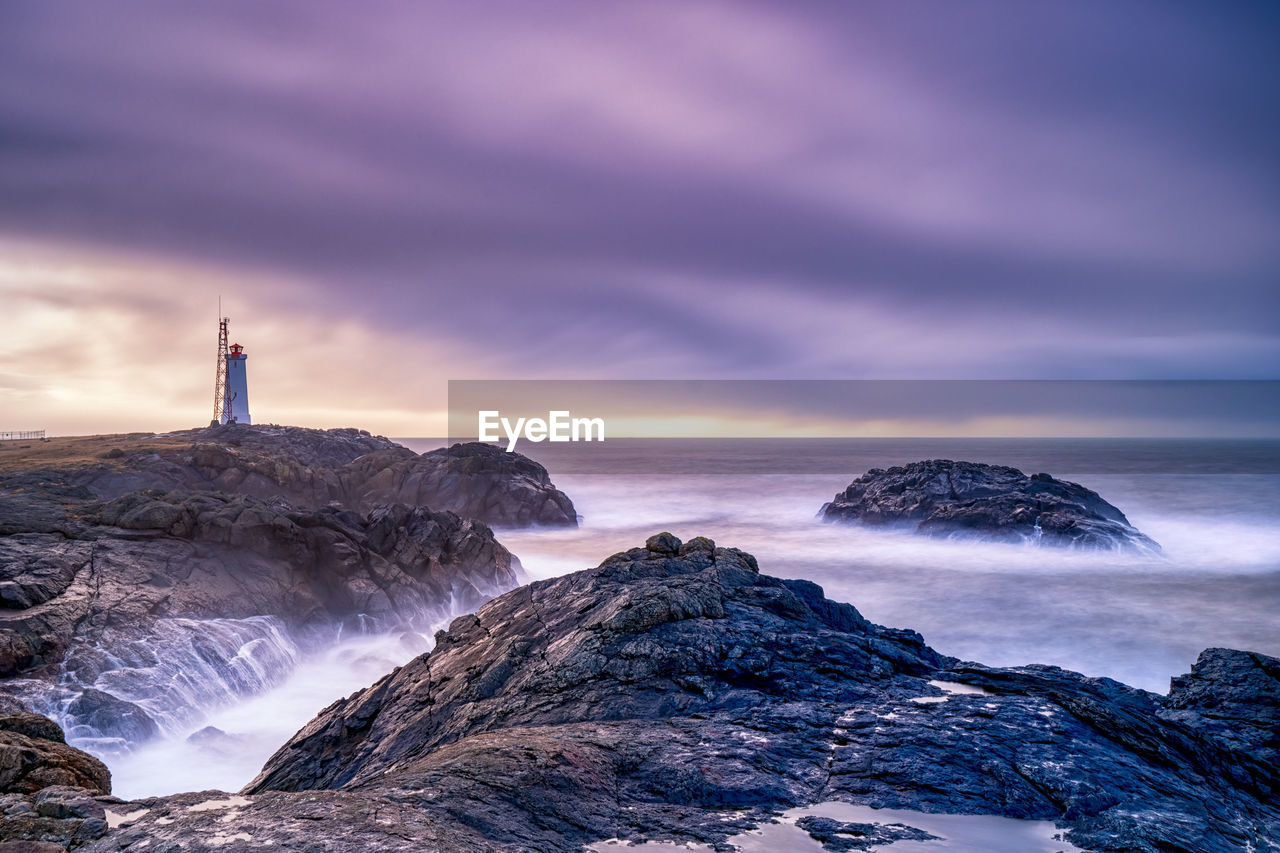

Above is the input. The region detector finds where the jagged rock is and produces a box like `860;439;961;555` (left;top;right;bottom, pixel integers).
1160;648;1280;770
0;841;77;853
194;534;1271;853
0;781;109;850
0;487;522;754
32;786;104;821
820;459;1159;551
0;490;519;678
0;716;64;745
0;426;562;750
0;715;108;796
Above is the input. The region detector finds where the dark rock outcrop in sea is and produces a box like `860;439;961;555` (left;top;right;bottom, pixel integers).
74;534;1267;853
820;459;1159;551
0;425;577;528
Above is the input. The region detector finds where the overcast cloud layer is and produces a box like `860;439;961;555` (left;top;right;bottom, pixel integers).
2;1;1278;433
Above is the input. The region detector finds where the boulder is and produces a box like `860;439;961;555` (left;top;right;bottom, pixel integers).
0;716;64;745
346;442;578;527
32;786;104;821
820;459;1159;551
0;715;108;796
64;691;160;744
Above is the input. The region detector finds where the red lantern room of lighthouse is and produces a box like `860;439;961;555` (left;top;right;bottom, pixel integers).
222;342;251;425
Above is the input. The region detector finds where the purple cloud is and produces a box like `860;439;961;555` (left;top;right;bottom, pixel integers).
1;0;1278;387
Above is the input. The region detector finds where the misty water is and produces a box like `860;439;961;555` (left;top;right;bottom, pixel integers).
99;630;428;797
65;439;1280;818
497;438;1280;695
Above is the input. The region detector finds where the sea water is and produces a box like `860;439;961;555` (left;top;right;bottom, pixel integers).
488;438;1280;694
98;438;1280;811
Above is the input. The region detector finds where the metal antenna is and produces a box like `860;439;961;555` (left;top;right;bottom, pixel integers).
212;299;230;424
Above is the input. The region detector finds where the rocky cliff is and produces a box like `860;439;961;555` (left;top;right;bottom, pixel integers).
0;491;518;675
0;426;567;749
821;459;1159;551
0;488;520;746
0;425;577;528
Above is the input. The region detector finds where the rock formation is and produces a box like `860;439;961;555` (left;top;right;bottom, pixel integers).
0;425;578;748
345;441;578;528
0;714;109;795
0;713;111;850
0;426;577;528
0;490;518;674
0;489;520;744
108;534;1265;853
820;459;1159;551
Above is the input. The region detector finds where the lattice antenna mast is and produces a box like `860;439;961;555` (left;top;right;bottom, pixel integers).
212;300;230;424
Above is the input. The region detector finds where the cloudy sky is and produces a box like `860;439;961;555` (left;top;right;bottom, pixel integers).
2;1;1277;435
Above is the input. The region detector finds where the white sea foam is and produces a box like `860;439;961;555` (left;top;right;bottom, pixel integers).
499;466;1280;694
100;630;426;799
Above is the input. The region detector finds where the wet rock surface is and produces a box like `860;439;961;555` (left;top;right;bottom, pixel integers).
0;715;110;851
0;716;109;796
169;534;1275;853
0;426;582;847
83;789;493;853
0;491;519;678
821;459;1159;551
0;490;522;750
0;426;556;744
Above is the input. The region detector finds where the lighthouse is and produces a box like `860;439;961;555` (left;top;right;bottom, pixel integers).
223;342;251;424
212;312;252;426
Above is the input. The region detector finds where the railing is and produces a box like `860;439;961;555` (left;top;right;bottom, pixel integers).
0;430;45;441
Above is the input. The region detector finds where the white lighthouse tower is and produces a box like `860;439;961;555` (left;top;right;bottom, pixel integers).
223;341;251;424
